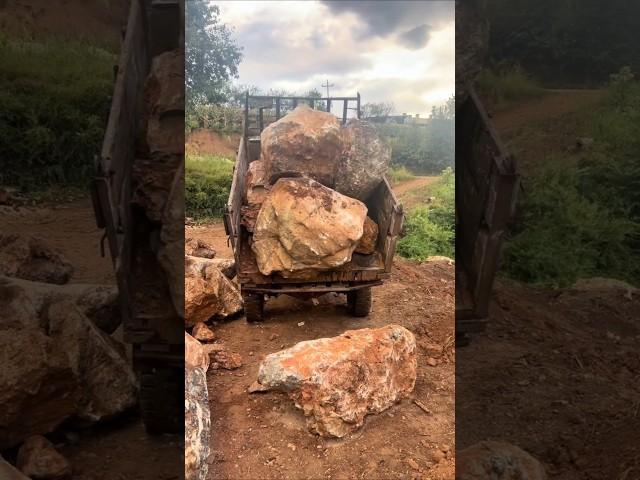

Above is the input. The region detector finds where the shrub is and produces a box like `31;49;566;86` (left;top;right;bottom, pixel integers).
0;36;116;190
387;165;415;184
185;154;234;220
397;168;455;260
476;65;544;106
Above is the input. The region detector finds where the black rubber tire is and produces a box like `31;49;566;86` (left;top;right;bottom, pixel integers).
243;293;264;323
347;287;372;317
139;366;183;435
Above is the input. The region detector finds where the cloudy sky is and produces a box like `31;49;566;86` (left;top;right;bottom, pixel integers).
216;1;454;117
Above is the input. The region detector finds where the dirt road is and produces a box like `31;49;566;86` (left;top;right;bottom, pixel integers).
0;199;183;480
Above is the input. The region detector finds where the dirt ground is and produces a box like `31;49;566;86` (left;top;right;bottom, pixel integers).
455;90;640;479
0;199;183;480
187;217;455;480
457;278;640;479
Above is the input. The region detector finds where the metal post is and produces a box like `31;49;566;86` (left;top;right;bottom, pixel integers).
244;91;249;138
342;99;348;125
293;98;298;108
356;92;361;119
326;98;331;114
259;107;264;132
275;97;281;120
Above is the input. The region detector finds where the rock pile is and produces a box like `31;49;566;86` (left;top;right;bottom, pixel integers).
242;105;391;277
256;325;417;437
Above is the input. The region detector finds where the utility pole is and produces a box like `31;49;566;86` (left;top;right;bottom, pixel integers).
321;79;334;98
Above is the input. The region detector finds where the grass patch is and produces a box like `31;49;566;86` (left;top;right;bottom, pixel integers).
397;168;454;261
477;65;544;107
0;35;116;191
185;154;234;221
387;165;415;185
503;72;640;287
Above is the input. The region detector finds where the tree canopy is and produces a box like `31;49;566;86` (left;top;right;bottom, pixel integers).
186;1;242;107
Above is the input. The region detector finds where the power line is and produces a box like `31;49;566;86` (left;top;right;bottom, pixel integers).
321;79;335;98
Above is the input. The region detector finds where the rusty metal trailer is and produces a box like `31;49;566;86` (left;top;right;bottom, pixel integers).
456;87;519;336
90;0;183;433
224;94;403;321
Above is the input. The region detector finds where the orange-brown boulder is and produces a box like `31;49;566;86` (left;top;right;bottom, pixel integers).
355;216;379;255
256;325;416;437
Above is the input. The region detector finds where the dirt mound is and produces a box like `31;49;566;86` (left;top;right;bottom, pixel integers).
186;130;240;157
457;277;640;479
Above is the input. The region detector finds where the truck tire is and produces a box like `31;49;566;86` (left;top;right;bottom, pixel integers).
139;366;183;435
243;293;264;323
348;287;372;317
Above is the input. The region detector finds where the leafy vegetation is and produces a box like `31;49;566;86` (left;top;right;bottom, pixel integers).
0;36;115;190
503;70;640;286
185;154;234;221
386;166;415;185
477;65;544;106
397;168;455;261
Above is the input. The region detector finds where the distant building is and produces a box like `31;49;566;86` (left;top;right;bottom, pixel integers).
363;113;429;126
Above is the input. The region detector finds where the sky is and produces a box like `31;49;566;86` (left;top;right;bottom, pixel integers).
216;1;454;117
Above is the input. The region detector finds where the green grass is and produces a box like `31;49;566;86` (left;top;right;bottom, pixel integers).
185;154;234;221
502;74;640;287
477;65;545;107
386;165;415;185
0;36;116;191
397;168;455;261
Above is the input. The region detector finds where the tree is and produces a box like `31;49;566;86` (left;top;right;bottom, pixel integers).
186;1;242;108
361;102;395;118
430;96;455;120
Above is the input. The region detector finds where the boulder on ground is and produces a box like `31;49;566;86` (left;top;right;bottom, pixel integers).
355;216;379;255
185;238;216;259
184;256;243;327
245;159;270;205
257;324;417;437
261;105;343;186
335;119;391;200
0;233;73;284
252;177;368;277
457;441;547;480
191;322;216;343
0;276;121;333
187;256;236;280
46;300;138;424
185;365;210;480
0;455;29;480
185;332;210;371
16;435;71;479
0;329;79;449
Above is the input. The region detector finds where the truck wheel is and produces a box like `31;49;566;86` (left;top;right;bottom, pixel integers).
243;293;264;323
139;366;183;435
348;287;372;317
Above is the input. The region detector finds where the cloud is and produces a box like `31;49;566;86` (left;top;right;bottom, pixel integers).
398;24;433;50
216;0;454;116
321;0;453;41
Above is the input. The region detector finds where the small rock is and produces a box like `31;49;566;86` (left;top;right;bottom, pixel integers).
185;238;216;259
431;449;446;464
457;441;547;479
426;357;438;367
17;435;71;479
297;321;305;327
206;345;243;370
407;458;420;471
191;322;216;342
247;381;269;393
311;298;320;306
269;333;279;341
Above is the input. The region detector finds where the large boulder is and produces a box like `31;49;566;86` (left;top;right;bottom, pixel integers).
0;276;121;334
184;255;243;327
257;325;417;437
0;233;73;284
16;435;71;479
457;441;547;480
185;332;210;372
46;300;138;424
260;105;343;186
245;159;270;205
185;365;210;480
252;177;368;277
0;329;79;449
355;216;379;255
335;119;391;200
